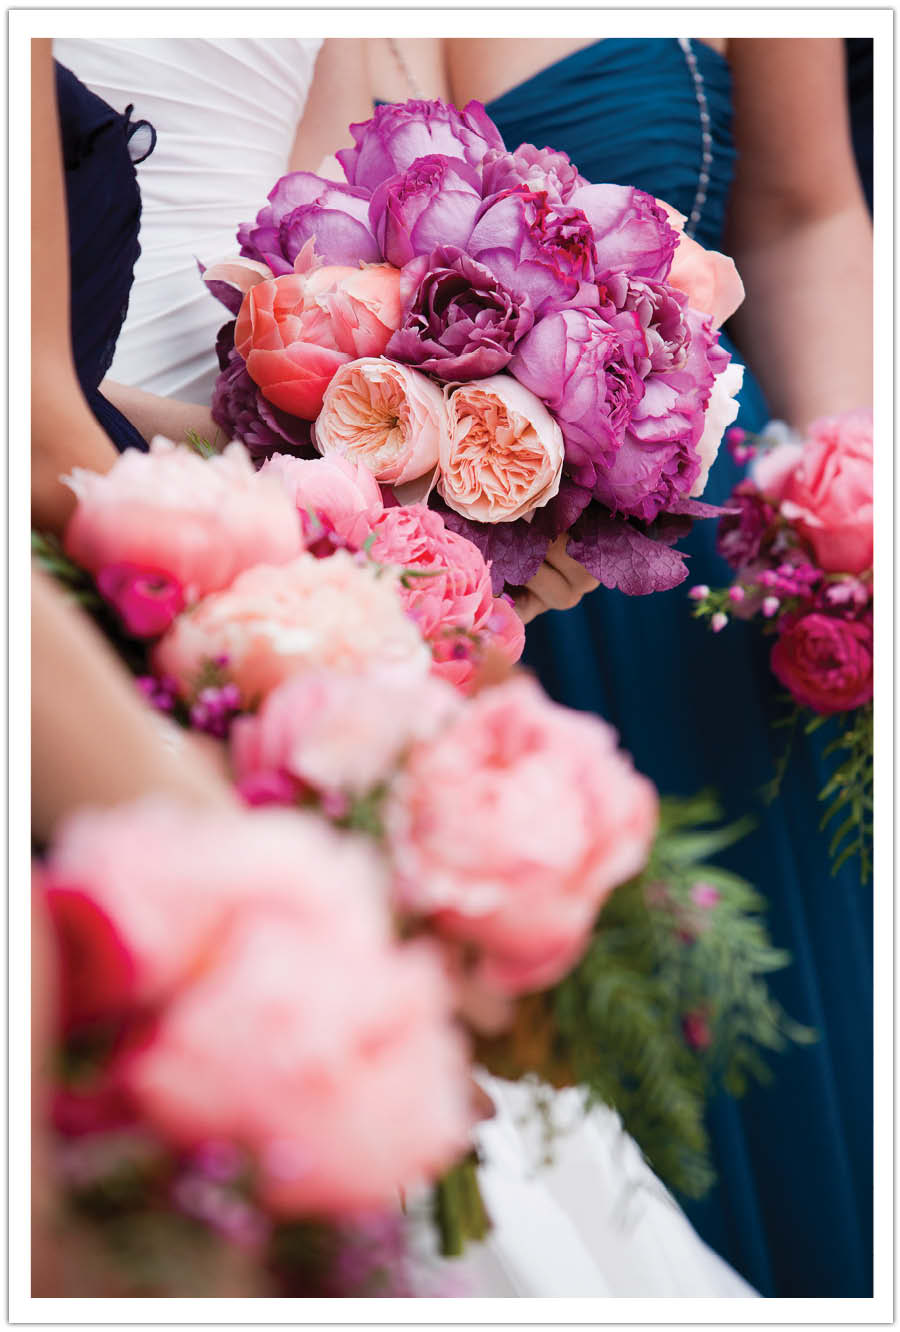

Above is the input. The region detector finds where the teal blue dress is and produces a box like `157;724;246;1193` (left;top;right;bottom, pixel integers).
486;39;872;1298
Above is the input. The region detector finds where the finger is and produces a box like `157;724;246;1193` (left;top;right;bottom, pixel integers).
526;562;581;612
511;589;544;623
543;534;600;592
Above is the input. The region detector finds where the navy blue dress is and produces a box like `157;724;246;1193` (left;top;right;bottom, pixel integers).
55;60;153;453
486;39;872;1297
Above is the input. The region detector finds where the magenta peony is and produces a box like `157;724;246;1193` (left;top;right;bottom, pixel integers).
386;676;659;995
567;183;678;283
336;98;505;193
237;172;380;274
63;437;302;604
368;155;482;268
153;551;431;705
479;143;587;203
770;612;873;714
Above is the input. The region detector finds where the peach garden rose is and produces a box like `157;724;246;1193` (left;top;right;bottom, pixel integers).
440;375;564;523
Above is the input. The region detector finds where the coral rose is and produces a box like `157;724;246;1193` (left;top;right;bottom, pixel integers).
386;676;659;995
314;357;447;485
260;452;383;549
63;437;302;605
777;410;874;574
234;264;407;420
655;200;745;328
770;612;873;713
440;375;564;523
153;551;431;705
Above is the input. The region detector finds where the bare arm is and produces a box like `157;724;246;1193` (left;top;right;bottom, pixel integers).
725;38;872;427
31;39;119;533
99;379;222;449
31;568;235;843
288;39;375;172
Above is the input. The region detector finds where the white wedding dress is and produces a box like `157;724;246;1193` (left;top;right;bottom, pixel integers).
53;38;757;1301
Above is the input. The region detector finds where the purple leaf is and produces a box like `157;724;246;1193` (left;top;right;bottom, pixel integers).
663;495;737;519
433;500;551;593
566;505;690;595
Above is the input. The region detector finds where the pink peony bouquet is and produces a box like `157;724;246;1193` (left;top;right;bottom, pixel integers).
206;97;746;597
45;436;524;705
690;410;873;879
37;798;473;1293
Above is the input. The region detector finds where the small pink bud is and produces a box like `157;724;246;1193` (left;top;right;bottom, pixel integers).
762;596;781;619
758;570;778;589
725;426;746;447
711;612;728;633
728;585;746;604
691;881;721;909
689;584;710;600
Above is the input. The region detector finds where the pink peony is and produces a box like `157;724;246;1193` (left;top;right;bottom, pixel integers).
153;551;431;705
770;612;873;713
63;438;302;604
655;200;745;328
129;910;472;1215
42;799;390;1021
386;676;659;995
234;264;408;420
314;357;447;485
777;411;874;574
260;452;383;550
440;375;564;523
231;668;462;800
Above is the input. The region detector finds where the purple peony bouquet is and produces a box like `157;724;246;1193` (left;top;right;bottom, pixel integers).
205;98;747;596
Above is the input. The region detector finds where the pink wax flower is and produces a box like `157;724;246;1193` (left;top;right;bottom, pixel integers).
231;667;461;801
63;438;303;604
95;563;185;639
655;199;745;328
314;356;448;486
128;909;472;1216
234;263;408;420
386;676;658;996
690;881;721;909
778;410;874;574
154;551;431;706
770;612;873;714
42;799;391;1022
260;452;384;550
441;375;564;523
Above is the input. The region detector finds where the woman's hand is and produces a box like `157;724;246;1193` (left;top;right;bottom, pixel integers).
513;535;599;624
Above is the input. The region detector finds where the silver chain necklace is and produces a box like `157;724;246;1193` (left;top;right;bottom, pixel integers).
388;38;425;100
677;37;714;238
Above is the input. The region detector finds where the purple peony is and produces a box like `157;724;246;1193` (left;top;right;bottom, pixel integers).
238;172;380;274
466;188;599;315
479;143;587;203
589;309;717;521
368;155;483;268
568;184;678;284
510;307;647;486
212;330;314;465
337;98;505;193
610;277;691;374
386;244;533;381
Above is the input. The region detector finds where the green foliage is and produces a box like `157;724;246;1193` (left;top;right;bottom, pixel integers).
184;428;222;458
433;1151;491;1258
550;793;814;1199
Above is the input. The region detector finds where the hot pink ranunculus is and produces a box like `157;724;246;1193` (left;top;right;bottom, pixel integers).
314;357;447;485
441;375;564;523
63;438;303;605
777;410;874;574
128;910;472;1215
260;452;383;550
386;676;659;995
94;564;185;639
234;264;408;420
656;199;745;329
231;667;462;801
153;551;430;706
770;612;873;713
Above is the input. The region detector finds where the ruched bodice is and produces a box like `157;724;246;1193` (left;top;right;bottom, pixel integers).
55;61;153;452
486;38;872;1300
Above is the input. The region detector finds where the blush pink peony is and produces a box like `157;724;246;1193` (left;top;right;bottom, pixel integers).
63;438;303;605
777;410;874;574
260;452;383;549
656;199;745;329
231;667;462;800
153;551;431;705
128;909;472;1215
440;375;564;523
234;263;408;420
314;356;447;485
386;676;659;995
